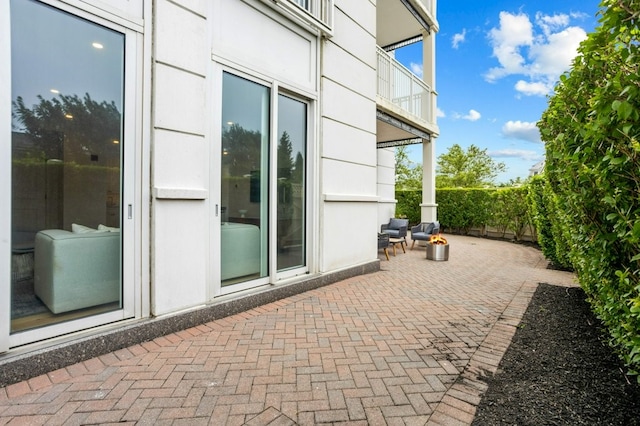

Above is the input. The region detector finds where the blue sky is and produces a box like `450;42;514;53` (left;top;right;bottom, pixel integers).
394;0;602;183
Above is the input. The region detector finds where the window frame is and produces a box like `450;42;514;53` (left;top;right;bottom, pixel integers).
1;0;145;351
212;65;316;298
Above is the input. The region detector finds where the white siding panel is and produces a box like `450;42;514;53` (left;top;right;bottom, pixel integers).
154;64;206;135
377;161;395;186
170;0;207;17
212;0;316;91
321;202;377;271
323;41;375;102
322;118;376;166
331;8;376;69
334;0;375;37
156;0;207;75
153;130;206;190
322;78;376;134
152;201;208;315
322;158;377;196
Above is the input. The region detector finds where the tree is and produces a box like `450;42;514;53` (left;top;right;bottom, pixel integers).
436;144;506;188
394;146;422;190
277;131;294;180
12;93;121;163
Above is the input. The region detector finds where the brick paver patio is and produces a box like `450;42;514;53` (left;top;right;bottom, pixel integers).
0;234;576;425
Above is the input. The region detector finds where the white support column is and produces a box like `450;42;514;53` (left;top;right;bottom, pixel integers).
421;138;437;222
421;29;438;222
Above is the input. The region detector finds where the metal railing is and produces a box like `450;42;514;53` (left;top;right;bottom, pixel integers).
377;46;433;125
286;0;333;33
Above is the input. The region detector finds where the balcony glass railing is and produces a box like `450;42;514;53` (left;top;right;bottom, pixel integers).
377;46;433;125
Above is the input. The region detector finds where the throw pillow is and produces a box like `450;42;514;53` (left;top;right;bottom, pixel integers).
72;223;107;233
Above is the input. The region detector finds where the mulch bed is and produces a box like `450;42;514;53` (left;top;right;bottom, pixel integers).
472;283;640;425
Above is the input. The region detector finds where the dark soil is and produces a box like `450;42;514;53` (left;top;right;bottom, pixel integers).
473;283;640;425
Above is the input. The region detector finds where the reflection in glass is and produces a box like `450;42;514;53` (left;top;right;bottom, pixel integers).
220;73;270;285
277;95;306;270
10;0;124;332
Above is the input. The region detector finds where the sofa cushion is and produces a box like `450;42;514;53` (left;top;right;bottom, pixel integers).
423;222;435;234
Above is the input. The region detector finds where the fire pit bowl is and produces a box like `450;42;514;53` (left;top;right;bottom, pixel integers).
426;234;449;261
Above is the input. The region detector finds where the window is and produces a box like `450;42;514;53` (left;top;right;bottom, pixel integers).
9;0;126;333
219;72;308;288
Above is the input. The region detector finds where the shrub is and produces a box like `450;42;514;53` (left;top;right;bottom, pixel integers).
395;190;422;225
538;0;640;379
489;187;532;241
436;189;493;234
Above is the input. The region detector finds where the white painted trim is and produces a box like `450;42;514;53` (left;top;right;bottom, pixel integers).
0;0;11;353
323;194;380;202
153;187;208;200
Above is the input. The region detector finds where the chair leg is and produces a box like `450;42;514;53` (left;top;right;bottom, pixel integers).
383;248;389;261
411;240;415;250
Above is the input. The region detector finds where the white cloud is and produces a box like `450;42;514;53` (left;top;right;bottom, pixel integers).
410;62;423;78
514;80;551;96
452;109;481;121
502;120;541;143
463;109;481;121
485;10;588;96
535;12;569;36
436;107;446;118
485;12;534;81
528;26;586;78
452;29;467;49
488;149;542;162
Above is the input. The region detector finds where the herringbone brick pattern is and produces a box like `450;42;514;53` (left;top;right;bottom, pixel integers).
0;235;575;425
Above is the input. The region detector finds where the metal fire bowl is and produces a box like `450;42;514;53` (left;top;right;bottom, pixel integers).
426;243;449;261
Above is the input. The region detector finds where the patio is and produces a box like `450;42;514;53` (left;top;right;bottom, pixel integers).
0;234;576;425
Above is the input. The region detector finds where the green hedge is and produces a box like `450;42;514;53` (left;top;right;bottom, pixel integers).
396;187;534;240
538;0;640;379
436;189;493;234
395;190;422;225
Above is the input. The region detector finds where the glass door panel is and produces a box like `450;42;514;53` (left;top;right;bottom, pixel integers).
10;0;124;332
276;95;306;271
220;73;269;286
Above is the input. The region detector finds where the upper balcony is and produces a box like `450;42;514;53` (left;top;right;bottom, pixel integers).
377;0;437;50
377;46;437;143
376;0;439;147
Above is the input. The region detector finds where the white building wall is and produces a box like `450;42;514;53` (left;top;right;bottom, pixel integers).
320;1;378;271
150;0;380;313
377;147;397;225
151;0;209;315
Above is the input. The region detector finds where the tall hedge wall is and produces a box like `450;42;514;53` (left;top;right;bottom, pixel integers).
396;187;534;241
538;0;640;378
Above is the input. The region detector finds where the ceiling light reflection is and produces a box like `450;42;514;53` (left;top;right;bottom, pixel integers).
92;42;104;49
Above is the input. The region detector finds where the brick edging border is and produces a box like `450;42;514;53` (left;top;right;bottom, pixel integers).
428;280;539;425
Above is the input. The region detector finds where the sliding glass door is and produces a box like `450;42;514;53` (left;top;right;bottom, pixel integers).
276;95;306;271
220;73;269;285
219;72;308;290
6;0;136;344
